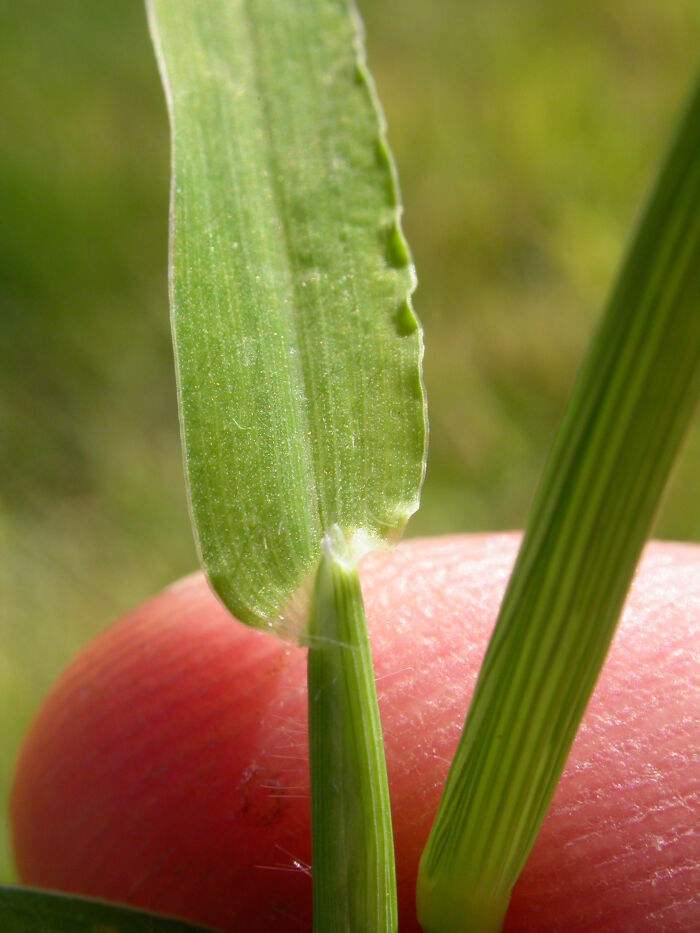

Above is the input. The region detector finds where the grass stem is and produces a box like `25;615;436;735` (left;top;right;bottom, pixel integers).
308;528;397;932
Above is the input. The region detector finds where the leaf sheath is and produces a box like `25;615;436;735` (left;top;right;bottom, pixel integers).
308;529;397;932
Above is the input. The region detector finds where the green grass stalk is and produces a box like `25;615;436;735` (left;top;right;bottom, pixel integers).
308;528;397;932
417;72;700;933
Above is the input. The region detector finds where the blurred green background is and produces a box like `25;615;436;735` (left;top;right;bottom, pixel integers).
1;0;698;882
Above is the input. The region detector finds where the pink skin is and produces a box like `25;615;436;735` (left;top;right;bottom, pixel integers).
10;534;699;932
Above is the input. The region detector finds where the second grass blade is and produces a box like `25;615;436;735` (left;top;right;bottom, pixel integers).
417;74;700;932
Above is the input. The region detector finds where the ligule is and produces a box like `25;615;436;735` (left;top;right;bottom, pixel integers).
417;74;700;933
308;530;397;933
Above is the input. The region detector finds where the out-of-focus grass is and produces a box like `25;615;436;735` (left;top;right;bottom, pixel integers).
1;0;698;883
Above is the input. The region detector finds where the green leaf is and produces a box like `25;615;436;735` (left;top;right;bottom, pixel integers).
308;528;397;932
146;0;426;636
417;73;700;932
0;887;214;932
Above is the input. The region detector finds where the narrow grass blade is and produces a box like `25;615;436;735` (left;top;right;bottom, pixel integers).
146;0;425;637
308;527;397;932
417;74;700;932
0;887;214;932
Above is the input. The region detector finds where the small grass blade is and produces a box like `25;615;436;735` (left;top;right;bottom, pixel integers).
0;886;214;932
146;0;425;637
417;73;700;932
308;527;397;932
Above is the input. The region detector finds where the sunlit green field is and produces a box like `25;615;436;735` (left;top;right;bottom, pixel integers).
1;0;698;882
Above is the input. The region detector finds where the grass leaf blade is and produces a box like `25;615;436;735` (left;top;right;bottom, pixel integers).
417;73;700;932
146;0;426;635
0;887;214;932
